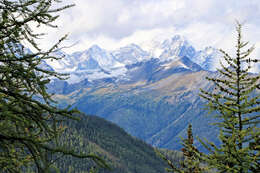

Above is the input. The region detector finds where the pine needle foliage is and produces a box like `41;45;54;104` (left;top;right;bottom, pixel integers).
180;124;203;173
199;22;260;173
158;124;203;173
0;0;107;172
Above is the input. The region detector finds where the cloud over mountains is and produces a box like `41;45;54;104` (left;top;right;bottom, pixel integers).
34;0;260;60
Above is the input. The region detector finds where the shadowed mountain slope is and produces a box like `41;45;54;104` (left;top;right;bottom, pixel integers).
54;114;177;173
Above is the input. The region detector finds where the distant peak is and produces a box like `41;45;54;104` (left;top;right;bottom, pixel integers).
171;35;187;41
119;43;142;50
172;35;181;41
89;44;102;51
127;43;140;48
161;35;188;46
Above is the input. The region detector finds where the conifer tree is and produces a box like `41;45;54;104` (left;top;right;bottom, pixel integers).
180;124;202;173
199;22;260;172
0;0;107;172
158;124;203;173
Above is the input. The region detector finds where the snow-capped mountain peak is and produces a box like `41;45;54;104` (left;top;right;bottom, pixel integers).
43;34;241;84
45;50;76;72
79;45;122;69
88;44;102;51
159;35;196;61
112;43;150;65
191;46;222;71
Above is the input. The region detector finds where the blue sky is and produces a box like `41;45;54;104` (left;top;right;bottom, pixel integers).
36;0;260;58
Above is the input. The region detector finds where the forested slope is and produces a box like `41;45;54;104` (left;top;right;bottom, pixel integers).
53;114;182;173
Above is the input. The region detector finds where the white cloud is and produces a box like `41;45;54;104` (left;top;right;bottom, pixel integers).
29;0;260;59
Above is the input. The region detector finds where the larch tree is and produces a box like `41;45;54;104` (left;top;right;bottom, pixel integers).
199;22;260;172
158;124;203;173
0;0;106;172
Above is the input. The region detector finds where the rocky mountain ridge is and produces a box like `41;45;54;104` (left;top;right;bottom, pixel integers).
44;35;223;84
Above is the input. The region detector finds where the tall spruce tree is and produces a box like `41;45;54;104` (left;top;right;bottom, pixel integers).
158;124;203;173
179;124;203;173
0;0;106;172
199;22;260;172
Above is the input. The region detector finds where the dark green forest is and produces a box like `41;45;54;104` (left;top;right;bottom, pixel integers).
50;114;183;173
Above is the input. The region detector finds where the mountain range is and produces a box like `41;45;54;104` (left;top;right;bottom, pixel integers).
44;35;226;84
45;35;258;151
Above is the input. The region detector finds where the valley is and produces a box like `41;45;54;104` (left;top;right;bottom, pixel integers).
45;35;229;151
